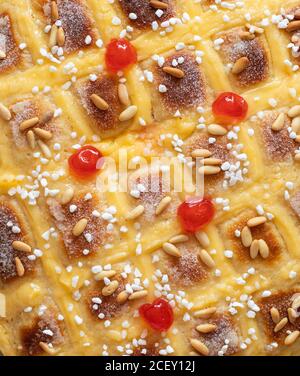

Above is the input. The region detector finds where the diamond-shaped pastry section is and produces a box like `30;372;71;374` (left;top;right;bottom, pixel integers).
141;49;210;121
251;107;300;164
32;0;99;57
74;74;137;138
190;310;242;356
219;209;287;271
213;26;270;90
20;307;65;355
0;197;35;282
118;0;176;30
257;289;300;349
47;190;110;259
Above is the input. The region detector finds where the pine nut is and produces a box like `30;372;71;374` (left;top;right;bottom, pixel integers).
195;231;210;248
232;57;250;75
155;196;172;215
33;127;53;141
126;205;144;220
169;234;189;244
198;166;221;175
116;291;129;304
288;308;297;324
247;216;266;227
207;124;227;136
150;0;168;9
57;27;65;47
128;290;148;300
162;242;181;257
258;239;269;259
162;66;185;78
241;226;252;247
51;1;59;21
285;331;300;346
102;280;119;296
191;148;212;158
239;31;255;40
203;158;222;166
60;186;74;205
119;105;137;122
49;25;58;48
295;154;300;162
288;105;300;118
270;307;280;324
72;218;88;236
286;21;300;33
292;117;300;133
12;241;31;253
20;117;39;131
190;338;209;356
250;239;259;259
197;249;215;269
118;84;130;106
0;50;6;59
271;113;285;131
0;103;11;121
26;130;35;149
196;324;217;333
274;317;288;333
37;140;51;158
90;94;109;111
95;270;117;281
194;307;216;319
15;257;25;277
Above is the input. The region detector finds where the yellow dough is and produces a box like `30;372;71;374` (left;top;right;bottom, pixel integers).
0;0;300;356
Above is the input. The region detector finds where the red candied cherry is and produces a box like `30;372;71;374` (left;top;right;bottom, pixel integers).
105;38;137;73
177;197;215;233
212;92;248;125
139;298;174;332
68;145;104;178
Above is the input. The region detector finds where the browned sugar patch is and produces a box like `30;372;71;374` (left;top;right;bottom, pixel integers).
193;313;240;356
258;290;300;344
132;342;161;356
44;0;96;53
166;239;209;287
10;98;56;149
222;210;284;264
47;194;108;259
260;111;296;162
129;169;178;222
76;76;125;136
157;52;206;111
118;0;174;29
219;29;269;87
0;200;34;282
0;14;21;73
87;277;127;320
183;133;230;192
21;311;64;355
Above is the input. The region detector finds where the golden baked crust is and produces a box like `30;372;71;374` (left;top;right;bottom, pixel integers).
1;0;300;356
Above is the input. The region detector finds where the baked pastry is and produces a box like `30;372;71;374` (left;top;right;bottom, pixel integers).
1;0;300;356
